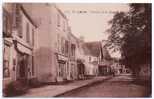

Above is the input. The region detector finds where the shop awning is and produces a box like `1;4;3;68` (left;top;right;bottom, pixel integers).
14;40;33;55
17;43;32;54
57;54;68;61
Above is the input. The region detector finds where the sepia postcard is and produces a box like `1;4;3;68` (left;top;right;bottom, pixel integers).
2;2;152;98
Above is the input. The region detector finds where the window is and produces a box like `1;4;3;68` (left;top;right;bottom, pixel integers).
3;9;12;37
3;44;10;78
65;40;69;55
63;21;65;32
32;29;34;46
26;23;30;43
89;57;91;62
57;14;60;27
57;34;60;52
15;5;23;38
3;10;7;34
32;56;34;76
71;44;76;56
61;38;65;54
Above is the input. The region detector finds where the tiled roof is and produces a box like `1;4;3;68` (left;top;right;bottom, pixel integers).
82;41;101;57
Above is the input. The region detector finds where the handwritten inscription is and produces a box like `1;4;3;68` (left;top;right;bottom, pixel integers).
64;10;122;14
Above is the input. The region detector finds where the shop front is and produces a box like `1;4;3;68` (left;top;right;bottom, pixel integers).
14;40;33;84
3;38;14;88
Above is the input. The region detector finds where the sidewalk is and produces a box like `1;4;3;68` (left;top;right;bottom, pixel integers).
19;76;112;97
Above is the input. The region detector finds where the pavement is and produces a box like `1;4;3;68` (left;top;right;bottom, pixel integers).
18;76;112;97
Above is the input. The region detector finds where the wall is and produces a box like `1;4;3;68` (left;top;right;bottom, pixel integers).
22;4;70;82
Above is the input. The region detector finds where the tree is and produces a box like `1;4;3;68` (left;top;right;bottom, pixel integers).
106;4;151;75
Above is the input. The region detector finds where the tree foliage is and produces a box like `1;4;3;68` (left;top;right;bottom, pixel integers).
106;4;151;71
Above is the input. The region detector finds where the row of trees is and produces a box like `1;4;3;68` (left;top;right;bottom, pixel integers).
106;4;151;75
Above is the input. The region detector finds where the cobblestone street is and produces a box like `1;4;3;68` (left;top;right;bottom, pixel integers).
58;75;151;97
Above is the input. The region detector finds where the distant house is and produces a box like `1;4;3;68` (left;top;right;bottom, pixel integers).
82;41;101;76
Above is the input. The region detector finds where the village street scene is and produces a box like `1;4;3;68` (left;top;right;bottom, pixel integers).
2;3;151;97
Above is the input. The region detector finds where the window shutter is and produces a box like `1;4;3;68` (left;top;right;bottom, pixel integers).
32;29;35;46
57;14;60;27
26;23;30;43
7;12;12;36
15;5;23;38
3;9;12;37
3;10;7;36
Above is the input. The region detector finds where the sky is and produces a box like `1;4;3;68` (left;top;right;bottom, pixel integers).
57;3;130;42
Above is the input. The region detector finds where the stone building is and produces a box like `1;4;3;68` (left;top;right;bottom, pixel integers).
82;42;100;76
75;40;100;78
3;3;93;85
20;4;78;83
3;4;37;88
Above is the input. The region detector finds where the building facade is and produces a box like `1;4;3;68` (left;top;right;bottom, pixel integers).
82;43;99;76
3;4;37;88
67;30;78;80
3;3;97;86
76;38;86;79
83;55;98;76
20;4;78;83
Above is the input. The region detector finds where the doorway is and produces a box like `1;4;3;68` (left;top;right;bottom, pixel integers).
17;53;28;81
